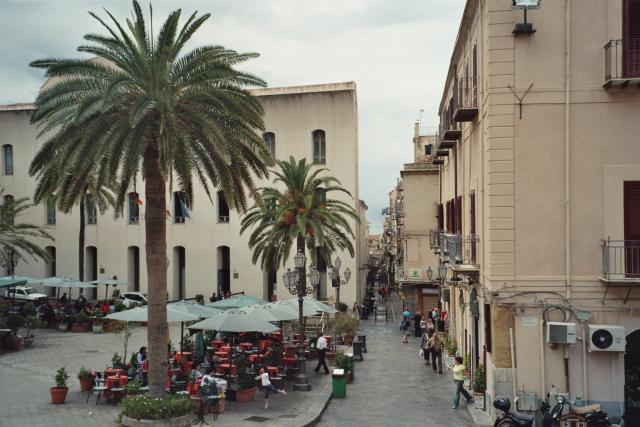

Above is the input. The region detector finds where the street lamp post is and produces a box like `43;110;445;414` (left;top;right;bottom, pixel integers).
283;250;320;392
330;256;351;307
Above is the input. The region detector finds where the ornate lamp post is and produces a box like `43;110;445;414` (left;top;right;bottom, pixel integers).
330;256;351;307
283;250;320;391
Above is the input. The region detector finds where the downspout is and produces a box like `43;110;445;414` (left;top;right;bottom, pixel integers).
564;0;572;302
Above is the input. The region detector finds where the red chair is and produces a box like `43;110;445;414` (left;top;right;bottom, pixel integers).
267;366;279;378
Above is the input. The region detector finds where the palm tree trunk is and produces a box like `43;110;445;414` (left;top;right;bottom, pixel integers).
79;195;85;284
143;144;169;399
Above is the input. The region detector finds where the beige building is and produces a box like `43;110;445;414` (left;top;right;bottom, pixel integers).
426;0;640;421
0;82;363;308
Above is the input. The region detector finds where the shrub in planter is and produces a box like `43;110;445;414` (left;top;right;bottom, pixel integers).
23;315;40;346
120;395;194;425
77;366;95;391
4;314;25;350
55;311;69;331
331;314;359;345
51;367;70;404
112;352;127;370
124;379;142;398
195;294;204;305
22;302;37;317
71;312;90;332
114;302;126;312
335;302;348;313
234;356;257;402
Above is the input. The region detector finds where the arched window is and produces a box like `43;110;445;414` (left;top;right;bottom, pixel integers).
263;132;275;158
3;145;13;175
128;192;140;224
312;130;326;164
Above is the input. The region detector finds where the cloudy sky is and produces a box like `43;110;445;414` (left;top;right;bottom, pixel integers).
0;0;464;233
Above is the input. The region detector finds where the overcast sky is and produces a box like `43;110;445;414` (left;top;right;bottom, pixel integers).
0;0;464;233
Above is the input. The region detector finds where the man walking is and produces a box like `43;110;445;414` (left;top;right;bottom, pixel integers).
428;332;444;374
314;332;330;374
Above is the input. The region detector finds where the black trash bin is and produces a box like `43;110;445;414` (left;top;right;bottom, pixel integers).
357;335;367;353
352;341;364;361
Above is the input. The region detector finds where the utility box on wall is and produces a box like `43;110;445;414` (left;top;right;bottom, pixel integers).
516;391;537;412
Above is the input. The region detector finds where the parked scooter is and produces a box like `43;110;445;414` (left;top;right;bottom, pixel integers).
493;397;535;427
541;394;611;427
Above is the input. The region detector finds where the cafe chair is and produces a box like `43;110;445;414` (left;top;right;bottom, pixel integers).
87;373;108;405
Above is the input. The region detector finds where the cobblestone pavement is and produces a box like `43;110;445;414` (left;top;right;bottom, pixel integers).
0;323;331;427
316;296;476;427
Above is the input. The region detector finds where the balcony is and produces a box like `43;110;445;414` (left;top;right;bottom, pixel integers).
432;158;444;165
452;77;478;122
604;39;640;89
436;149;449;157
403;162;440;172
429;229;441;254
439;233;479;273
440;108;462;141
601;240;640;283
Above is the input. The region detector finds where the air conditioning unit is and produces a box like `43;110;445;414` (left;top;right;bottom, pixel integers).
546;322;576;344
588;325;625;352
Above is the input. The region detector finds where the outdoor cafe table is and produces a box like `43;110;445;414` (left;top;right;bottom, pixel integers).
239;342;253;352
104;368;126;377
211;340;225;349
175;352;192;363
105;375;127;401
216;364;237;376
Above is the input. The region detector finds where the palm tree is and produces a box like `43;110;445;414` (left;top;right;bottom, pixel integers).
240;156;358;274
33;170;115;285
0;192;53;273
29;2;268;397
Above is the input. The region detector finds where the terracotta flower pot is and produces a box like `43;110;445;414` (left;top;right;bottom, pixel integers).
235;387;257;403
79;378;94;391
3;336;22;351
71;323;90;333
92;323;103;333
50;387;68;404
342;334;354;345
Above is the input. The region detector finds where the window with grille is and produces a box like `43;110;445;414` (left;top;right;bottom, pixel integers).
217;191;229;223
46;199;56;225
312;130;326;164
263;132;275;158
128;193;140;224
3;145;13;175
86;198;97;224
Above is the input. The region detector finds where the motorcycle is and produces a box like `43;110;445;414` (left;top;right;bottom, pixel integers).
493;397;535;427
541;395;611;427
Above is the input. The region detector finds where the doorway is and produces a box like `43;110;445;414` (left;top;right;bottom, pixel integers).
625;329;640;425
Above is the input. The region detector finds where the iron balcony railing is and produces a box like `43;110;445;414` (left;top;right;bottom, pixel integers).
604;39;640;83
601;239;640;281
439;233;479;266
452;77;478;111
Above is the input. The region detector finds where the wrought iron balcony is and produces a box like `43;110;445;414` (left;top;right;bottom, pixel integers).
452;77;478;122
604;39;640;89
439;233;479;271
601;239;640;282
440;107;461;141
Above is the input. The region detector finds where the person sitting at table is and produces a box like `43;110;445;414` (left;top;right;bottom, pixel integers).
74;294;87;312
191;363;205;382
58;293;68;307
200;367;217;388
82;302;94;315
64;304;76;316
136;346;147;368
39;302;55;327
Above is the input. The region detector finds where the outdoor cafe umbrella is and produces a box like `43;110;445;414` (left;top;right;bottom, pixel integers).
193;331;207;364
206;294;266;310
280;296;338;314
42;276;97;299
105;306;199;353
169;300;222;319
0;276;42;285
262;301;318;321
0;278;28;307
188;309;280;333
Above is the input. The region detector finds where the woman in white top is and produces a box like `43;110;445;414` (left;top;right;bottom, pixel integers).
256;367;286;410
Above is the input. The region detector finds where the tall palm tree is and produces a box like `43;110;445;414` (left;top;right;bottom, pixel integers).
33;170;115;285
241;156;358;273
0;192;53;273
29;1;268;397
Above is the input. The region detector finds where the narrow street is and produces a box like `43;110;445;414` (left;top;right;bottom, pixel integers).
316;296;475;427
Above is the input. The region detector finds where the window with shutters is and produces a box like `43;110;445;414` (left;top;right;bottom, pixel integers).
624;0;640;77
470;192;477;263
46;198;56;225
3;145;13;175
128;193;140;224
86;197;97;225
624;181;640;277
217;191;230;223
437;203;444;231
455;196;462;234
484;303;492;353
472;43;478;106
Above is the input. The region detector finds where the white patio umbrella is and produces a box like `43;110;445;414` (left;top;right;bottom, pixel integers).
87;278;126;299
0;275;42;285
104;306;199;323
168;300;223;319
262;301;317;321
280;296;337;314
188;309;280;333
42;276;97;299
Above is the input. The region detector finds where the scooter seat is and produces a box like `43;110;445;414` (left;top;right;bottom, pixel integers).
511;410;535;422
573;404;601;415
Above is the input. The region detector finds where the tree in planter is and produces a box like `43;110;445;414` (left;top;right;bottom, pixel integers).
234;355;258;402
473;364;485;394
331;314;359;345
29;0;269;398
77;366;95;391
335;302;348;313
51;367;70;404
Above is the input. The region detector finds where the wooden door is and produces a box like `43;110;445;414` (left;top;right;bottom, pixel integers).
624;181;640;277
623;0;640;77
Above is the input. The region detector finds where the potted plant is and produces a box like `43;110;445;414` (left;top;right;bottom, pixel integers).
91;309;104;333
114;301;126;312
334;350;352;383
3;314;25;350
124;379;142;399
234;356;257;402
472;364;486;409
195;294;204;305
112;352;127;370
23;315;40;347
332;314;359;345
335;301;348;313
50;367;70;404
55;310;69;332
71;311;90;332
77;366;95;391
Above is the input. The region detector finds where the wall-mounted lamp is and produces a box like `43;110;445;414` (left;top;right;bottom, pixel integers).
512;0;541;35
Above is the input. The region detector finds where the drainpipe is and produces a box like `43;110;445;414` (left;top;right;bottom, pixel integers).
564;0;572;301
580;320;588;401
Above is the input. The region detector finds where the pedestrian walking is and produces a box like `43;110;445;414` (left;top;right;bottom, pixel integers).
256;367;287;410
420;330;431;365
314;332;330;374
413;312;422;337
401;318;410;343
352;302;360;319
448;356;473;409
428;332;444;374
